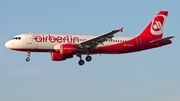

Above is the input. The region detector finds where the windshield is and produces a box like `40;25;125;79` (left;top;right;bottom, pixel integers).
12;37;21;40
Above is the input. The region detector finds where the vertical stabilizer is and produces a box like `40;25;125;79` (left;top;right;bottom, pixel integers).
137;11;168;40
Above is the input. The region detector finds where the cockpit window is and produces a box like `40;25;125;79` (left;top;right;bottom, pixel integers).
12;37;21;40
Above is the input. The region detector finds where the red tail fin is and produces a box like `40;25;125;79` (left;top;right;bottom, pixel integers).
137;11;168;40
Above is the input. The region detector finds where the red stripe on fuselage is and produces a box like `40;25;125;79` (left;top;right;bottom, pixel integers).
9;39;172;54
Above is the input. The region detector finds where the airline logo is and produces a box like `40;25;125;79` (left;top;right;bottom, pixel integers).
34;35;80;43
150;14;166;35
153;21;163;31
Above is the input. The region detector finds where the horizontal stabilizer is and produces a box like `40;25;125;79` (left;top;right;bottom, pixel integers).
150;36;175;43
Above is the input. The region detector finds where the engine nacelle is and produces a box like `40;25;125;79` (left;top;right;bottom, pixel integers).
50;52;66;61
60;44;81;55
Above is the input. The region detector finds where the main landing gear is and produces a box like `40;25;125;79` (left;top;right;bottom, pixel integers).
77;54;92;66
26;51;31;62
85;55;92;62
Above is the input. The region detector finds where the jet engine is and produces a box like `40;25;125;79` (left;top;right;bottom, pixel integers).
50;52;67;61
59;44;82;55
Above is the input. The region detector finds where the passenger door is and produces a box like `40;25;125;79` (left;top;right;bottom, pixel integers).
27;34;33;44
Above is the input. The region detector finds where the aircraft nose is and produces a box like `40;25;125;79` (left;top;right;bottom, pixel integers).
5;41;10;48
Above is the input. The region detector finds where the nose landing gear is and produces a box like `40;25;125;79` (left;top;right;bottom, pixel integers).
26;57;30;62
26;51;31;62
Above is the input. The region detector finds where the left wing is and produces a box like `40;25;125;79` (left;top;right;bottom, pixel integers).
79;27;124;50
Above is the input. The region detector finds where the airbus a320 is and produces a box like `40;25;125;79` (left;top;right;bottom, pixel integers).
5;11;174;66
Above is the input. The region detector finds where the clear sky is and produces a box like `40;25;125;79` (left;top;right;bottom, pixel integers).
0;0;180;101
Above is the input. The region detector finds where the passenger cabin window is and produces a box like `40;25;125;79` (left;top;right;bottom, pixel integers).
80;39;86;41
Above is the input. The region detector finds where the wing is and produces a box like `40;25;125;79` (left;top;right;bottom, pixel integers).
79;27;124;50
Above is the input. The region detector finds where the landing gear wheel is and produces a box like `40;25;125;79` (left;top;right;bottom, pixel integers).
78;60;85;66
26;51;31;62
86;56;92;62
26;58;30;62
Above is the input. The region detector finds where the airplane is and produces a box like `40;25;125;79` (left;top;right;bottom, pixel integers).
5;11;174;66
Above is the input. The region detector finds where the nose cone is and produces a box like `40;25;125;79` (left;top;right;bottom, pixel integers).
5;41;10;48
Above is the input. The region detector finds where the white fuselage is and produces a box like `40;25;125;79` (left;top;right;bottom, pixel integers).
5;33;134;51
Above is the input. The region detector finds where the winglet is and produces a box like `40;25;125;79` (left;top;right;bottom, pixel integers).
119;27;124;32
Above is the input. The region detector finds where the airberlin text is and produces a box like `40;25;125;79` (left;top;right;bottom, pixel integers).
34;35;79;43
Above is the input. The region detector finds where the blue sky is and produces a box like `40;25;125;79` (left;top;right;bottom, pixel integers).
0;0;180;101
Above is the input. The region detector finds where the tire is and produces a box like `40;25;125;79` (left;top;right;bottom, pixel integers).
78;60;85;66
26;58;30;62
85;56;92;62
